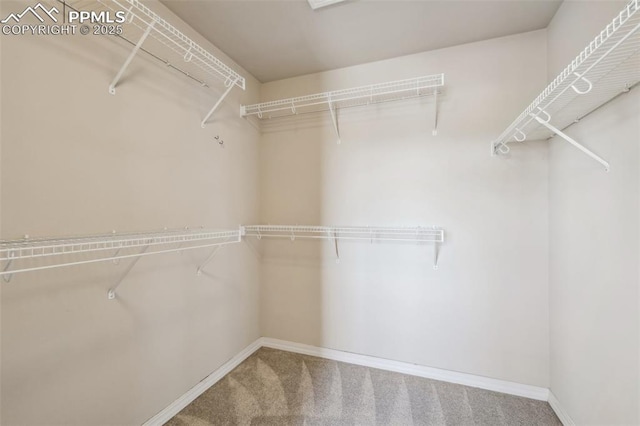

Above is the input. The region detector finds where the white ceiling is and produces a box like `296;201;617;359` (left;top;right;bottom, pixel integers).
161;0;562;83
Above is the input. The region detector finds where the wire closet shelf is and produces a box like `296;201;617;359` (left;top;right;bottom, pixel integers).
241;74;444;119
76;0;245;90
57;0;245;126
0;228;241;279
242;225;444;268
491;0;640;168
242;225;444;243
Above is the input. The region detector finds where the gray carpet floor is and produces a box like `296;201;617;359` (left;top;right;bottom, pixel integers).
167;347;561;426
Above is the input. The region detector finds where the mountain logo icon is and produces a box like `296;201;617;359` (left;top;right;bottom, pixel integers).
1;3;59;24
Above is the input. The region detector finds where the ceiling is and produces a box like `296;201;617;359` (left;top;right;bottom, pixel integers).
160;0;562;83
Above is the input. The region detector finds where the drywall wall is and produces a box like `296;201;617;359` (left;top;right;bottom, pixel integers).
547;1;640;424
0;1;261;424
257;30;551;387
0;17;3;426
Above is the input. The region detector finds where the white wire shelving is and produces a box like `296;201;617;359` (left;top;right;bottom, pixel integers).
491;0;640;171
241;74;445;142
1;228;241;298
1;225;444;296
241;225;444;268
59;0;245;127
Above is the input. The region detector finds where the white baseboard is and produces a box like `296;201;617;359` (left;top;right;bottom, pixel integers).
548;391;576;426
261;338;550;401
142;339;262;426
145;337;553;425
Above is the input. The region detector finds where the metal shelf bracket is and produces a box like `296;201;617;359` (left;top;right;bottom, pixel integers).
196;245;221;276
107;245;149;300
196;226;242;274
530;113;610;171
328;97;341;144
109;19;156;95
432;89;439;136
201;77;240;128
2;251;15;283
333;231;340;264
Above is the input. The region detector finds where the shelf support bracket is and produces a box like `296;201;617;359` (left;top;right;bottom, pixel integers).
109;20;156;95
196;245;222;276
432;89;438;136
333;231;340;264
108;245;150;300
328;98;341;144
201;77;240;128
433;242;439;270
2;252;16;283
531;115;610;171
112;248;122;264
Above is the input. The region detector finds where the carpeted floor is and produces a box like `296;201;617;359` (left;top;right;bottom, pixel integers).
167;347;561;425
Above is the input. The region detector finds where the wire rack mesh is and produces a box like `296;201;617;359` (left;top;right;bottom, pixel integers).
0;228;241;263
492;0;640;153
242;225;444;243
241;74;444;119
57;0;245;90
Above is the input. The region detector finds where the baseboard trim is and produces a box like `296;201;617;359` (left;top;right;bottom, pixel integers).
261;337;550;401
145;337;553;425
142;339;262;426
548;391;576;426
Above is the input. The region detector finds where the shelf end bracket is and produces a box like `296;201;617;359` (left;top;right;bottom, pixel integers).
491;141;510;156
109;20;155;95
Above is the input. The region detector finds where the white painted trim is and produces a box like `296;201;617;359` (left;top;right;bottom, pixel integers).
142;339;262;426
261;338;550;401
144;337;553;425
548;391;576;426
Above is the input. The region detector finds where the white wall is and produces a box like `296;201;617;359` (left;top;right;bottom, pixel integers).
0;15;3;425
547;1;640;424
4;1;637;423
0;1;261;424
258;30;551;387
